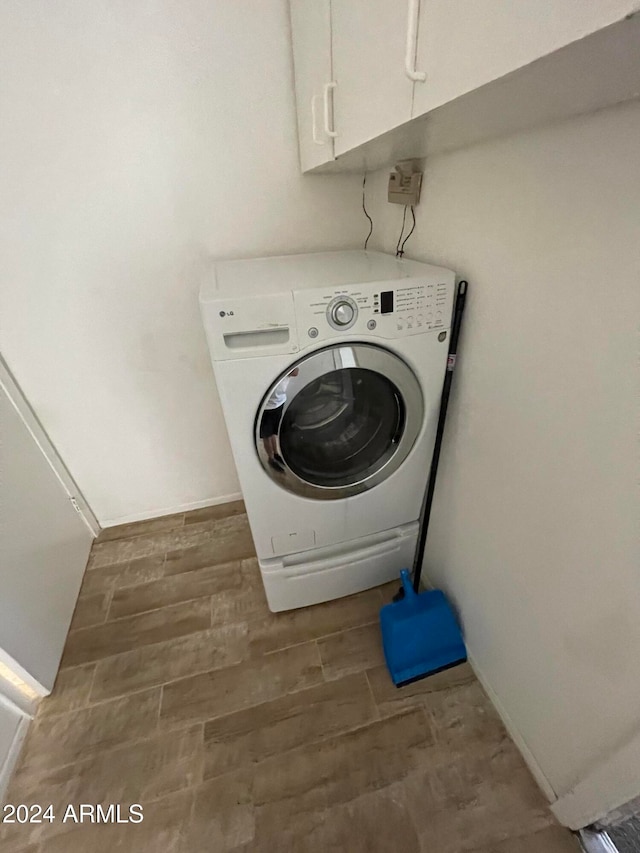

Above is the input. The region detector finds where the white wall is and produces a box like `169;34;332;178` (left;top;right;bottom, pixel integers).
366;99;640;815
0;0;363;525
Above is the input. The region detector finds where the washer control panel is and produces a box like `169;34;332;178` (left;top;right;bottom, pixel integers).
294;277;453;342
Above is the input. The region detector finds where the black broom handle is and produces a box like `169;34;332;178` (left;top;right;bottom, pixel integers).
412;281;468;593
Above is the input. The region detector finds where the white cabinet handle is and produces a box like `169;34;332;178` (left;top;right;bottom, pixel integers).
323;81;338;138
311;94;323;145
405;0;426;82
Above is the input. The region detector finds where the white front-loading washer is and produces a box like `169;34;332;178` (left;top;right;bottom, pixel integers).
200;250;455;611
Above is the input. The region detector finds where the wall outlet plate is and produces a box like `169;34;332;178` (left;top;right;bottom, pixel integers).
388;166;422;206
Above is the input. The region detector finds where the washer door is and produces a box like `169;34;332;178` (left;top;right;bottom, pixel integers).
255;344;424;499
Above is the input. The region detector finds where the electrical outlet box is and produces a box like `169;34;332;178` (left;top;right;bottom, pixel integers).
388;160;422;206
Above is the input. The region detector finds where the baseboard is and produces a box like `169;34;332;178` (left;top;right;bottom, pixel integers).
0;708;30;800
100;492;244;528
466;649;558;804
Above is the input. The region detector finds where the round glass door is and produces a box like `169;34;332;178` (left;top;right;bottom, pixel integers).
255;344;423;499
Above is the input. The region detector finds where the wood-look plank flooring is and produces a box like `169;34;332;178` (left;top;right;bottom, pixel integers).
1;501;580;852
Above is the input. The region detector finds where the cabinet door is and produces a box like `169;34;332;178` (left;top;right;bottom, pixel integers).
331;0;415;156
290;0;334;172
412;0;638;118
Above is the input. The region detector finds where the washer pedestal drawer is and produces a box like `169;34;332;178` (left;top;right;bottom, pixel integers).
259;521;419;612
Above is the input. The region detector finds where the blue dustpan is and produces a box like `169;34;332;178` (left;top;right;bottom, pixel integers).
380;569;467;687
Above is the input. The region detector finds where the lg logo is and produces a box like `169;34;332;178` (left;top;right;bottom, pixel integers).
219;310;235;317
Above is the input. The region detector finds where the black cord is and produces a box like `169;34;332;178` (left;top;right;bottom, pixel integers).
362;172;373;250
395;206;408;257
399;205;417;256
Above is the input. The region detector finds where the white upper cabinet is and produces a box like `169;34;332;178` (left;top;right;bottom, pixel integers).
290;0;640;171
331;0;416;156
412;0;639;119
290;0;335;171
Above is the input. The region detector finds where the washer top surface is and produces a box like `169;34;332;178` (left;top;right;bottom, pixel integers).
201;249;453;301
